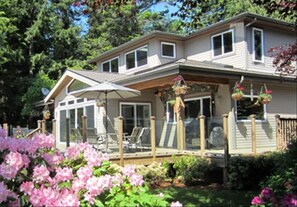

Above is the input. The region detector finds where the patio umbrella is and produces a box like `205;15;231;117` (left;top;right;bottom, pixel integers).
71;81;141;138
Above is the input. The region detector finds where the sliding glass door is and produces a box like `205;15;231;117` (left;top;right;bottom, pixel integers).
120;103;151;134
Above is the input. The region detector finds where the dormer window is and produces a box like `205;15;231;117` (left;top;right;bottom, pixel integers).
211;29;234;57
102;57;119;73
252;28;264;62
161;42;176;58
126;45;148;70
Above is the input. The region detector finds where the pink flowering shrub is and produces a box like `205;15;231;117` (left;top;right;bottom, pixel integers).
0;129;181;207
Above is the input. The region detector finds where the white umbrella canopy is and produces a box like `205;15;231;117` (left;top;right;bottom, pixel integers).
72;81;141;100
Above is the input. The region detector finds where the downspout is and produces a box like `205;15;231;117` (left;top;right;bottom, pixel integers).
244;18;257;70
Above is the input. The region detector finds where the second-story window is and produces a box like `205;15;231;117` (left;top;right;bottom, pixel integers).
126;46;148;70
252;28;264;62
102;57;119;73
212;29;234;57
161;42;176;58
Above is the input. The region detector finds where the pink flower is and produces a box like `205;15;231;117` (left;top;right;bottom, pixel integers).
60;190;80;207
0;128;7;138
54;167;73;183
251;196;263;205
5;152;24;170
72;178;86;194
171;201;183;207
77;166;93;182
33;165;50;182
122;165;135;177
261;187;274;200
129;174;144;186
0;163;18;180
282;194;297;206
0;181;9;203
20;181;34;196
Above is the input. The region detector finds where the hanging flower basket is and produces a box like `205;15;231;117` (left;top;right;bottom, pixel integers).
96;99;105;107
231;83;245;101
172;75;188;95
258;85;272;104
43;110;51;120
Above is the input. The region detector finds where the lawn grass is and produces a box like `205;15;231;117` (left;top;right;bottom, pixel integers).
153;186;257;207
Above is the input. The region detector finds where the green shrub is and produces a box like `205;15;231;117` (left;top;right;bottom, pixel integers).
228;154;276;190
172;155;219;186
135;162;169;187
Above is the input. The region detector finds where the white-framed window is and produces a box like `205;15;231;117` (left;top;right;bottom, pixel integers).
57;99;96;143
125;45;148;70
101;57;119;73
67;79;90;94
252;28;264;62
235;95;267;121
120;102;151;134
161;42;176;58
211;29;234;57
166;96;212;123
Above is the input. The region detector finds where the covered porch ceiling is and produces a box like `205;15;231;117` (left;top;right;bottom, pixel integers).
127;74;229;91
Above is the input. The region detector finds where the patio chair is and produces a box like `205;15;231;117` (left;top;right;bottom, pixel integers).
124;127;150;151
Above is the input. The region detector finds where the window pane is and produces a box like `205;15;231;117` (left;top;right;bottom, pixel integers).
110;59;118;73
86;105;95;128
77;108;83;128
202;98;211;117
223;32;233;53
136;105;150;127
236;97;265;120
121;105;135;134
136;47;148;67
70;109;75;129
254;30;262;61
126;52;135;69
162;44;174;57
167;102;176;122
102;62;110;72
213;35;222;56
60;110;67;142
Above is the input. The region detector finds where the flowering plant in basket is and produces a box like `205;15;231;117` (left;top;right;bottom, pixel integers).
258;85;272;104
231;83;245;100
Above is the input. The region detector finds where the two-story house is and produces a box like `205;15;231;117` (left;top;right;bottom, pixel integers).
45;12;297;152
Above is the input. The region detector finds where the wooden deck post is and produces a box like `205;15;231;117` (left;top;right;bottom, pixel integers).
250;114;256;154
52;119;56;137
37;120;42;133
118;116;124;167
176;95;186;150
275;115;281;149
82;116;87;143
150;116;156;162
222;113;229;186
199;115;205;156
41;120;46;133
3;123;8;136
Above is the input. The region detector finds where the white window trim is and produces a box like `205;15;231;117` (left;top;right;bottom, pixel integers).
166;96;212;123
56;100;97;143
161;42;176;58
101;56;119;73
235;95;267;122
211;29;234;58
125;45;148;70
252;28;264;63
119;102;151;128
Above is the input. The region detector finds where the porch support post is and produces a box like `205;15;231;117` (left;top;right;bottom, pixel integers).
41;120;46;134
52;119;56;137
275;115;281;149
175;94;186;150
150;116;156;162
222;114;229;186
250;114;256;154
199;115;205;156
118;116;124;167
82;116;87;143
37;120;42;133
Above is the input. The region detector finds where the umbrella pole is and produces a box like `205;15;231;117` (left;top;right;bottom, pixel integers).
105;91;108;151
